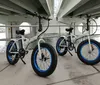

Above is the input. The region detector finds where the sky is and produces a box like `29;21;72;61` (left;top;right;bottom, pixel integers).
54;0;62;17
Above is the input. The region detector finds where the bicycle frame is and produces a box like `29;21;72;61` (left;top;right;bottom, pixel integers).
59;15;94;52
8;12;52;59
9;31;45;57
59;32;92;52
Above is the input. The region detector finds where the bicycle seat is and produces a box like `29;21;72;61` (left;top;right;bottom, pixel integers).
16;29;25;35
65;28;74;32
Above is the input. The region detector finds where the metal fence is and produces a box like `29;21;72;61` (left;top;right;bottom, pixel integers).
0;24;100;52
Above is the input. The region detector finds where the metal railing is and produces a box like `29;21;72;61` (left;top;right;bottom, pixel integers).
0;24;99;52
0;24;99;40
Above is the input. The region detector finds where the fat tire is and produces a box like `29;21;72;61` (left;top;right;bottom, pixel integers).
56;37;67;56
6;40;19;65
77;39;100;65
31;43;57;77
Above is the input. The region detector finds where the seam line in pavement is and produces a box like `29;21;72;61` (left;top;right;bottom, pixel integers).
47;72;99;85
0;65;10;72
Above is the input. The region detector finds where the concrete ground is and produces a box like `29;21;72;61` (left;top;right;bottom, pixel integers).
0;37;100;85
0;50;100;85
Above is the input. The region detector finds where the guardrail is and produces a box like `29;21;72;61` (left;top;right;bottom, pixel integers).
0;24;99;27
0;24;99;41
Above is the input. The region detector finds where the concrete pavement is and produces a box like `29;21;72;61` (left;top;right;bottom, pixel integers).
0;50;100;85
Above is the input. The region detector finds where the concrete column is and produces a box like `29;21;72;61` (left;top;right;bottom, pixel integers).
7;21;19;39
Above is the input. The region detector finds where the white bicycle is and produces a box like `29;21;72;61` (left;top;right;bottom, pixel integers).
56;15;100;65
6;13;57;77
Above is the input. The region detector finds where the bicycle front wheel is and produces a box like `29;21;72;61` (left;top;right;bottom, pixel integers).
31;43;57;77
77;39;100;65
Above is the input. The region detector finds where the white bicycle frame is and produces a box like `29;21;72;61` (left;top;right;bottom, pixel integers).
59;33;92;51
9;32;45;58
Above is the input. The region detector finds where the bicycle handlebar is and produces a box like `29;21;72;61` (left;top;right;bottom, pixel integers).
27;12;51;38
31;12;52;21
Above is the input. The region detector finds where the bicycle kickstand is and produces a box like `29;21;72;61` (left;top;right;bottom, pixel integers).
20;57;26;64
68;50;73;56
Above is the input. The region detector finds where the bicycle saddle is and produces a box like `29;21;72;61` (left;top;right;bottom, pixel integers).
65;27;74;32
16;29;25;35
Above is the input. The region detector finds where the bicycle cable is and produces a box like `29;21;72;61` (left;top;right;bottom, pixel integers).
82;17;98;35
37;20;50;38
27;12;51;39
90;18;98;35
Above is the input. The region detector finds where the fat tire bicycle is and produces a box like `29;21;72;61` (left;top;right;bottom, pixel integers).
6;12;57;77
56;15;100;65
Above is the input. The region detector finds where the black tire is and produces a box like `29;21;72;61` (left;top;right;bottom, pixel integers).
56;37;67;56
77;39;100;65
31;43;57;77
6;40;19;65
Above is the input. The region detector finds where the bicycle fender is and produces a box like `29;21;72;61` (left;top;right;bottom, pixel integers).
60;36;66;39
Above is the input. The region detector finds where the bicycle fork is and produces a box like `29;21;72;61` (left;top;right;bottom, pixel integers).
87;35;92;52
38;39;45;58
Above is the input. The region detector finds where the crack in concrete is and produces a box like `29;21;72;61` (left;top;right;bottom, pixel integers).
0;65;10;72
47;72;99;85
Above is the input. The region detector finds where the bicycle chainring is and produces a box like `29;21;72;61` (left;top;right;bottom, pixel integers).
68;43;74;51
19;48;25;58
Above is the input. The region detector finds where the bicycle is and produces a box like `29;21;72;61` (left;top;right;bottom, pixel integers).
6;12;57;77
56;15;100;65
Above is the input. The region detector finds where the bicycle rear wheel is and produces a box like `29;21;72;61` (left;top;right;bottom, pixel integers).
56;37;67;56
6;40;19;65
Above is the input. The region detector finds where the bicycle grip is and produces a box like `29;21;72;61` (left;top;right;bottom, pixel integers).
38;23;42;32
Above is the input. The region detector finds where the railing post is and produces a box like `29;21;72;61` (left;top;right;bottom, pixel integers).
59;25;61;37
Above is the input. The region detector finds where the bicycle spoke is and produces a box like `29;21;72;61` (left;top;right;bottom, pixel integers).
46;58;51;63
42;61;46;70
44;49;48;57
40;61;43;70
44;48;50;59
91;52;97;56
45;61;50;67
12;54;16;60
45;48;48;56
44;60;51;70
87;54;91;60
44;61;48;70
37;60;41;69
91;52;98;59
36;48;51;71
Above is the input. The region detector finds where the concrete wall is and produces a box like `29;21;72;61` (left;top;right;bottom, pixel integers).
40;17;86;36
0;15;96;50
0;15;38;39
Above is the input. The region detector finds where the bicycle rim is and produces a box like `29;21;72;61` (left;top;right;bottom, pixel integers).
34;48;52;72
80;42;99;61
